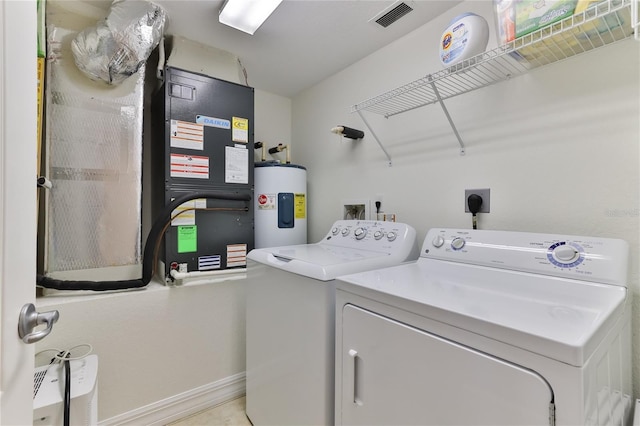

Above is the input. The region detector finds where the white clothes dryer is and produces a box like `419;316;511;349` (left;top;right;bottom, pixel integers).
335;228;632;426
246;220;419;426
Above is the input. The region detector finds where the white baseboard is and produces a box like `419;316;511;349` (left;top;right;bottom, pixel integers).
98;372;246;426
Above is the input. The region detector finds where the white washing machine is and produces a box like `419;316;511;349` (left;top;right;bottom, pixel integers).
246;220;419;426
335;228;632;426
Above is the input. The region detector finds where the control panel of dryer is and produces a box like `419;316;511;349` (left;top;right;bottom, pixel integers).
423;228;629;287
323;220;417;254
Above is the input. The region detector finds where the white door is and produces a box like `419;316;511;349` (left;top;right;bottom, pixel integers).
0;1;38;424
339;305;554;426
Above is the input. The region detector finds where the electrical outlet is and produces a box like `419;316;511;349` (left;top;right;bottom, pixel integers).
342;199;371;220
465;189;490;213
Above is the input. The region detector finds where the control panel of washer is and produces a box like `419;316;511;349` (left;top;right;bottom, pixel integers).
323;220;417;254
423;228;629;286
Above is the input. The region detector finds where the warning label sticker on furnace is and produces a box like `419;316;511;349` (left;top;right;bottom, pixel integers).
171;198;206;226
227;244;247;267
170;120;204;150
171;154;209;179
257;193;276;210
177;225;197;253
295;193;306;219
225;146;248;184
232;117;249;143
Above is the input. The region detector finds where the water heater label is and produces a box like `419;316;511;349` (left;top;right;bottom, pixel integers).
170;120;204;150
257;193;276;210
295;193;306;219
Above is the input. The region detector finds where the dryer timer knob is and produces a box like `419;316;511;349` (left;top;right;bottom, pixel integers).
451;237;465;250
553;244;580;263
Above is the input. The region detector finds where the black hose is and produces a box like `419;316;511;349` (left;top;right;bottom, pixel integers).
37;190;251;291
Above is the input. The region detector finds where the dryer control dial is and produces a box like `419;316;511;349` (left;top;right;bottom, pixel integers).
374;230;384;240
451;237;465;250
354;227;367;240
387;232;397;242
332;227;340;236
341;228;350;237
547;242;584;268
432;235;445;248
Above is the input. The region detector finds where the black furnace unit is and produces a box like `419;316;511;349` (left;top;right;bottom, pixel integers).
152;67;254;280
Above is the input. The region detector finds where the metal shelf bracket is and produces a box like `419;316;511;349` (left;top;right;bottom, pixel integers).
356;110;393;167
429;78;465;156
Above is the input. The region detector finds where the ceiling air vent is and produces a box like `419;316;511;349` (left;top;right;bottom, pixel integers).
371;1;414;28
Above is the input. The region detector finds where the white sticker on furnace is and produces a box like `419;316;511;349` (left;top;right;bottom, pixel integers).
170;120;204;150
257;193;276;210
225;146;248;184
170;154;209;179
171;198;206;226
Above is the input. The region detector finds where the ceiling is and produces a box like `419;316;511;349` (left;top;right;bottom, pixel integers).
150;0;462;97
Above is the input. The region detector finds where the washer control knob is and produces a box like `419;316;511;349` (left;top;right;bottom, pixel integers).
451;237;465;250
387;231;397;242
374;230;384;240
432;235;445;248
553;245;579;263
341;228;350;237
332;227;340;236
354;227;367;240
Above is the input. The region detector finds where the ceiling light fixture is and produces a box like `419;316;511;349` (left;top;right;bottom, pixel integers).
219;0;283;35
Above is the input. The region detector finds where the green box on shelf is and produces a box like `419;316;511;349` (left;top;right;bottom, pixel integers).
515;0;579;38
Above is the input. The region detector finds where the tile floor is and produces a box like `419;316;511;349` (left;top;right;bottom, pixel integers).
168;396;252;426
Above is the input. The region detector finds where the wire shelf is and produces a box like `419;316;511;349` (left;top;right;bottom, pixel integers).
352;0;635;118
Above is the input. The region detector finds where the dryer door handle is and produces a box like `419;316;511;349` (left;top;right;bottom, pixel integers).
348;349;363;406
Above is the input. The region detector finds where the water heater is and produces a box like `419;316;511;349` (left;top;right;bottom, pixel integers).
255;162;307;248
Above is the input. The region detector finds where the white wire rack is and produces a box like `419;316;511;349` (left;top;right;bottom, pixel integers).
352;0;638;163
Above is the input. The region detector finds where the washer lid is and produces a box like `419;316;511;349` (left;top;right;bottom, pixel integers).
248;244;392;281
336;258;628;366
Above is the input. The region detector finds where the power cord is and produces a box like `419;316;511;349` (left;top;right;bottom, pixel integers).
64;355;71;426
467;194;483;230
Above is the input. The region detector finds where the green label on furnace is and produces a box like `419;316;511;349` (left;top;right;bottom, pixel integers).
177;225;197;253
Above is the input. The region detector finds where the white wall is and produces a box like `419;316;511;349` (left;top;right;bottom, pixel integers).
254;90;293;164
292;0;640;397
